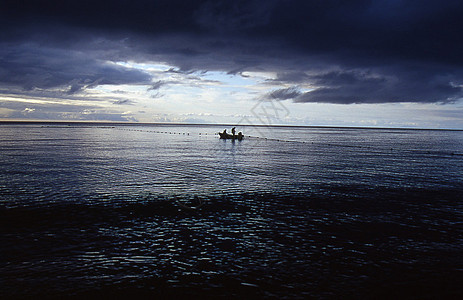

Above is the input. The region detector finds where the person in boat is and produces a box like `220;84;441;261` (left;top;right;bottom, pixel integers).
231;127;236;136
237;132;243;139
222;129;227;135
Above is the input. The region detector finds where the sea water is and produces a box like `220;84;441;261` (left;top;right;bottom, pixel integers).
1;123;462;298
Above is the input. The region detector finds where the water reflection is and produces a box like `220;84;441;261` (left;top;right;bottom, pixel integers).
1;124;462;298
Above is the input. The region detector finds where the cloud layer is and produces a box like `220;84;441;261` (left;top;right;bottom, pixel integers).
1;0;463;104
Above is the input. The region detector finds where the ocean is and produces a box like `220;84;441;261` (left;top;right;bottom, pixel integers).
1;123;462;299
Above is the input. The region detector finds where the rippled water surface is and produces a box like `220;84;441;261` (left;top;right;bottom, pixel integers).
1;123;463;299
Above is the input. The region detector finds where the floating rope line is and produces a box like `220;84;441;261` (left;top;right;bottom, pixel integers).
245;135;463;156
105;128;462;157
111;127;219;137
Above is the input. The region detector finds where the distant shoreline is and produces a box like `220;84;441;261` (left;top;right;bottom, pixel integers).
0;120;462;131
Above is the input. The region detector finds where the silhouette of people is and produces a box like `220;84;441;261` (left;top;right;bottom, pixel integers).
220;128;243;140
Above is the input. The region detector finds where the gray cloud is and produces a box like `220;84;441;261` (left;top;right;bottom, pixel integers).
267;87;302;101
0;99;134;121
112;99;133;105
147;72;221;93
148;80;170;91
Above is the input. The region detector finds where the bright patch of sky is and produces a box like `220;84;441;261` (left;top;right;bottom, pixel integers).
1;59;462;129
85;61;283;124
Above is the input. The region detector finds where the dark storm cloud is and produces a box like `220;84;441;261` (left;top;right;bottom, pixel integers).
1;0;463;104
271;72;311;84
295;68;463;104
0;44;152;95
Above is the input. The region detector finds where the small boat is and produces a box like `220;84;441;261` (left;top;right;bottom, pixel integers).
219;132;244;140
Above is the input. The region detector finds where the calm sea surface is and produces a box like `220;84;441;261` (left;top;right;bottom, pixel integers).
1;123;462;299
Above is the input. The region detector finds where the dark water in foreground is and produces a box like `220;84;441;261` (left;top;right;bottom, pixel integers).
1;123;463;299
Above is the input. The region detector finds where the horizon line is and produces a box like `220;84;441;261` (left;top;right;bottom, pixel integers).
0;120;462;131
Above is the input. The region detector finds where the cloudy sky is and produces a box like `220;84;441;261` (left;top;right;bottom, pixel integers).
1;0;463;128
